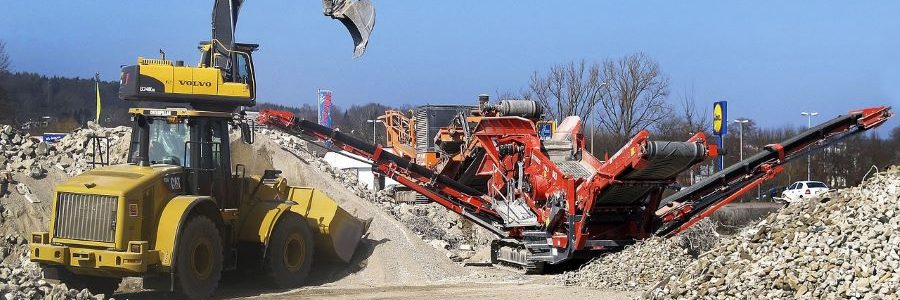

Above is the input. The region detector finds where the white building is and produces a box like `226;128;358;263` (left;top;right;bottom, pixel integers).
322;149;399;191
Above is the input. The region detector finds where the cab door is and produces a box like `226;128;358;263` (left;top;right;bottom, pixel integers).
185;117;232;208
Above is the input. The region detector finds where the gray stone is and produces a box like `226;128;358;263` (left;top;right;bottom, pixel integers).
34;142;48;156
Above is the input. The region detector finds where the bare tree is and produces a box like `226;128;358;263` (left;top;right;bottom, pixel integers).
0;40;9;73
596;52;671;143
528;59;606;122
679;83;709;134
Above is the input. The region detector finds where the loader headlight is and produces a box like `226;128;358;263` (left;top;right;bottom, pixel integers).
128;241;148;253
32;232;48;244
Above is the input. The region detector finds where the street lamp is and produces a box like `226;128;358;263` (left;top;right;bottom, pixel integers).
800;112;819;180
733;119;749;161
366;119;383;145
733;119;750;201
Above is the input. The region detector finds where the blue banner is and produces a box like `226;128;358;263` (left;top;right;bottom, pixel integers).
42;133;66;144
317;89;333;128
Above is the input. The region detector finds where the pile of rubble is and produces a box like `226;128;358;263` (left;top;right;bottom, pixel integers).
557;219;720;291
0;236;104;300
650;168;900;299
0;123;130;177
0;123;124;299
262;130;494;260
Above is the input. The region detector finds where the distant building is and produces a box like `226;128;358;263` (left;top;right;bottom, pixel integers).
321;149;399;191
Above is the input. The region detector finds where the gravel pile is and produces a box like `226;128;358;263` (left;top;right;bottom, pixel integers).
262;129;495;260
558;219;719;291
0;123;130;177
0;123;128;299
650;168;900;299
0;237;106;300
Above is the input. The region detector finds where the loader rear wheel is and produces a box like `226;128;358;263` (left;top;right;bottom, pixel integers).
267;214;315;288
175;216;223;300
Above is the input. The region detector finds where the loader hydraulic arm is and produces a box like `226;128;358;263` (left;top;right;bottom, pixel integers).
654;106;893;237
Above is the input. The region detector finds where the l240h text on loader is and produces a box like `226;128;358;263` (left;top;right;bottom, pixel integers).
28;1;376;299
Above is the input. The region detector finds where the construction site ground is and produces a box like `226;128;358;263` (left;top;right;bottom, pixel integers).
0;127;801;299
105;133;636;299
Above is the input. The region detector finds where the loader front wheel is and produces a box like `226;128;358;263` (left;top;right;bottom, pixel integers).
175;215;223;299
267;214;315;288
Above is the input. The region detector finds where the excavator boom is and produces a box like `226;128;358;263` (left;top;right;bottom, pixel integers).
212;0;374;58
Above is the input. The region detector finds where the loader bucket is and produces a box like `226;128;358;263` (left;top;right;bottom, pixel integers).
324;0;376;58
287;187;366;263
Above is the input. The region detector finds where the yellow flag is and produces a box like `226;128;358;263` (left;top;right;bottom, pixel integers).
95;73;101;124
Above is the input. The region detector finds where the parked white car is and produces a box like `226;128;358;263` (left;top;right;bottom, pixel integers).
780;181;830;203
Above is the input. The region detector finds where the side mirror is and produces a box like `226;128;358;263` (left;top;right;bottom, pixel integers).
240;122;254;144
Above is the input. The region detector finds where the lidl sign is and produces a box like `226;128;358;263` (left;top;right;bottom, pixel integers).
712;101;727;136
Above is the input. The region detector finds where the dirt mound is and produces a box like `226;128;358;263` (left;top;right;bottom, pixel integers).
233;133;468;286
259;129;497;261
650;167;900;299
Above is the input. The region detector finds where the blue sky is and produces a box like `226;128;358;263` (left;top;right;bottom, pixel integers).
1;1;898;131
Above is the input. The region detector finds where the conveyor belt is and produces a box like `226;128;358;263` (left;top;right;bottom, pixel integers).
593;141;705;206
654;106;893;237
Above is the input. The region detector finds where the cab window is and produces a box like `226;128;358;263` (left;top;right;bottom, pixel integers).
129;116;189;166
807;182;827;188
234;53;251;84
148;119;189;165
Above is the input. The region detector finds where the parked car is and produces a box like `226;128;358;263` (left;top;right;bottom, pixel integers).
780;181;830;203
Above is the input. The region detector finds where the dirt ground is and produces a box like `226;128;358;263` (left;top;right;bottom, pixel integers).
242;276;636;300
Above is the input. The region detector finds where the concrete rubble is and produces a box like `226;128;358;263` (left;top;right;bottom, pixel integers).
0;123;125;299
0;235;108;300
0;123;130;177
557;219;720;291
650;168;900;299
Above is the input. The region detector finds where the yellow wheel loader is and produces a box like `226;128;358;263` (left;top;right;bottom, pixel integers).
28;0;376;298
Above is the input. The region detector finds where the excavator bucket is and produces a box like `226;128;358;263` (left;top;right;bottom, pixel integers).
323;0;376;58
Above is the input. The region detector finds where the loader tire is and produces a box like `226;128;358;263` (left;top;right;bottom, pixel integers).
267;214;315;288
175;216;223;300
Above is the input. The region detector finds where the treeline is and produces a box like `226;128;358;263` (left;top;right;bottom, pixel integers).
0;70;397;145
0;72;134;132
